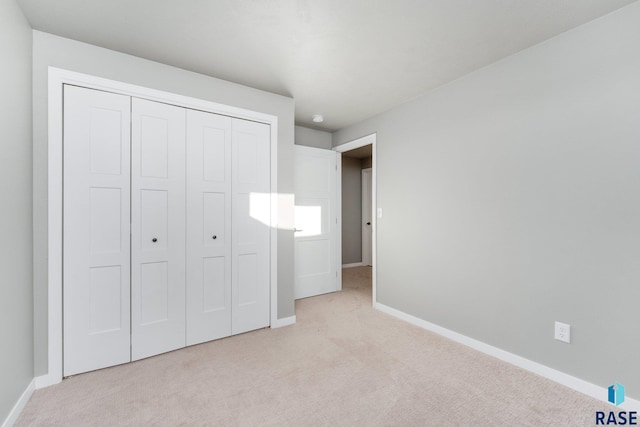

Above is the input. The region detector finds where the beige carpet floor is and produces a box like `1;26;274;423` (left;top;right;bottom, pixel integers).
18;267;616;426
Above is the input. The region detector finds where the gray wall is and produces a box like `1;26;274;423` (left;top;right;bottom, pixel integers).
0;0;34;421
295;125;332;149
32;31;296;376
341;157;362;264
333;2;640;397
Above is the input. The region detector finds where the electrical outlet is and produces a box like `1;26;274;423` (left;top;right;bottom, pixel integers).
554;321;571;343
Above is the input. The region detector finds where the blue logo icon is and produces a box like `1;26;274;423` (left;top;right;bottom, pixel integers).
608;382;625;406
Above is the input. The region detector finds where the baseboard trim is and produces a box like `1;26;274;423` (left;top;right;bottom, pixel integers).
35;373;60;390
271;315;296;328
374;302;640;411
2;379;35;427
342;263;364;268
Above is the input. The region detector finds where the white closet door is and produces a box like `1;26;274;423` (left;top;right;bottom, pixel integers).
131;98;186;360
186;110;232;345
231;119;271;335
63;85;131;376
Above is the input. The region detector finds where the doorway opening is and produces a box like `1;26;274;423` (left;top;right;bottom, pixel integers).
334;134;377;306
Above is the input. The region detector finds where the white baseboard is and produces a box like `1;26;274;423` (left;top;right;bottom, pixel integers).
2;379;35;427
342;262;364;268
374;302;640;411
271;315;296;328
35;373;60;390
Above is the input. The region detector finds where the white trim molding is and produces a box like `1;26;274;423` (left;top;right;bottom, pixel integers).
333;133;376;153
342;262;365;269
336;154;343;292
271;315;297;328
46;67;279;387
334;133;377;305
375;302;640;411
34;374;58;390
2;379;35;427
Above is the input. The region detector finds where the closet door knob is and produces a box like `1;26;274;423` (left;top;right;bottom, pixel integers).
212;235;217;240
152;238;157;243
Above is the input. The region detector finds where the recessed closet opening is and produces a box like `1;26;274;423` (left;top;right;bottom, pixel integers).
45;68;279;384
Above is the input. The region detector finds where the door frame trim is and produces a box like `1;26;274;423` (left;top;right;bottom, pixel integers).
41;66;279;388
333;134;377;305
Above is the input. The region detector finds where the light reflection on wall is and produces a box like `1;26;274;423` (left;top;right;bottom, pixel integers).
248;192;295;230
294;205;322;237
249;192;272;227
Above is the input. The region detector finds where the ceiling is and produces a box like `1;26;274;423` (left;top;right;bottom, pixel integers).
18;0;636;131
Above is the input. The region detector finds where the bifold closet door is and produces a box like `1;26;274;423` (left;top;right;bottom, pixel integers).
186;110;232;345
63;85;131;376
231;119;271;334
131;98;186;361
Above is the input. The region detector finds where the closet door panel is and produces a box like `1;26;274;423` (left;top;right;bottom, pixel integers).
63;85;131;376
139;116;169;178
232;119;270;335
140;189;169;251
203;192;226;246
131;98;186;361
202;256;226;311
237;254;258;305
186;110;232;346
140;261;169;323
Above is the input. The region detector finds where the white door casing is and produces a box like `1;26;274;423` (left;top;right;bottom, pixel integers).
362;168;373;267
333;133;377;307
186;110;233;345
231;118;271;334
63;85;132;376
293;145;338;300
131;98;187;361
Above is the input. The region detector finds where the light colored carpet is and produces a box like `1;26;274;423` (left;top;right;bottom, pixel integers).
18;267;615;426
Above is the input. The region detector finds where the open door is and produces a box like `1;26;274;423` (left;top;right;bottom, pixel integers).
293;145;338;299
362;168;373;266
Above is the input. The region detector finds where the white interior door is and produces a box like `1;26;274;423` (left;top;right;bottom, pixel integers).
293;145;338;299
63;85;131;376
362;168;373;267
231;118;271;335
186;110;233;345
131;98;186;360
